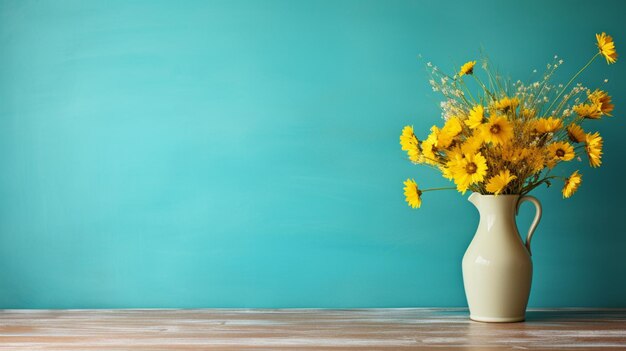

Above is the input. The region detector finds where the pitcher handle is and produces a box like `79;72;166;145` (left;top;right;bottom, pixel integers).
516;195;542;255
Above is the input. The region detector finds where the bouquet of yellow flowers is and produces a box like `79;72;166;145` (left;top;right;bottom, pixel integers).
401;33;617;208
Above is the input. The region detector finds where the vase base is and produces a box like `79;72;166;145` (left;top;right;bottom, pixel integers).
470;315;525;323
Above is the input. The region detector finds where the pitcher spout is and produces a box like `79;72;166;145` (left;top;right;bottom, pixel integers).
468;192;480;207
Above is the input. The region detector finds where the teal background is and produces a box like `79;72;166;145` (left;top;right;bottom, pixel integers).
0;0;624;308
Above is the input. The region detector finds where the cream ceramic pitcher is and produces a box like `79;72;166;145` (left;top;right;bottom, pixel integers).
462;192;542;322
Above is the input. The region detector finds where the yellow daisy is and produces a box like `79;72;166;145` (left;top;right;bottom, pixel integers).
566;124;586;143
407;147;420;163
526;150;546;174
448;152;488;194
460;133;484;155
403;178;422;208
437;117;463;149
500;145;530;164
507;145;545;173
466;105;485;129
444;133;483;165
440;164;455;181
420;128;440;165
533;117;563;134
400;126;421;163
491;96;519;113
459;61;476;76
588;89;614;116
520;107;537;119
400;126;418;150
585;132;603;167
486;169;517;195
480;115;514;145
547;141;575;164
596;32;618;64
573;103;602;119
562;171;582;199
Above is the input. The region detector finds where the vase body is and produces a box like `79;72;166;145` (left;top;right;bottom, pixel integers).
462;193;541;323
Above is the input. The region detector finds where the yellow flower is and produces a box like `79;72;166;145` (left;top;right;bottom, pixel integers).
421;128;440;165
437;117;463;149
506;146;545;173
588;89;614;116
466;105;485;129
448;152;488;194
526;150;546;173
533;117;563;134
596;32;618;64
480;115;513;145
460;133;484;155
407;147;421;163
491;96;519;113
445;133;484;165
585;132;603;167
440;165;455;180
400;126;421;163
562;171;582;199
459;61;476;76
573;103;602;119
400;126;418;150
501;145;530;163
486;169;517;195
567;124;586;143
403;178;422;208
520;107;536;119
547;141;575;165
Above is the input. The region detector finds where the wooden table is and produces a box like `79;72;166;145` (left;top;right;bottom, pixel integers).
0;309;624;350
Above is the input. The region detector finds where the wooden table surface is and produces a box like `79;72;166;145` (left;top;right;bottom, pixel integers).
0;308;624;350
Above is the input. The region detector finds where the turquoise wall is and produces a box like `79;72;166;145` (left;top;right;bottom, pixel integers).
0;0;624;308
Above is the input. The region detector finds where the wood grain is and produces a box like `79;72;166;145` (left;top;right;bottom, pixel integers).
0;309;624;350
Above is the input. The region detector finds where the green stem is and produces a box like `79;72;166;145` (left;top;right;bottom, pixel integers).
520;175;558;195
421;187;457;192
452;79;474;107
458;77;477;104
473;75;495;100
545;52;600;115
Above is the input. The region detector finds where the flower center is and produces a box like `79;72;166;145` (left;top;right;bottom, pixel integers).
466;162;477;174
490;124;501;134
556;149;565;158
